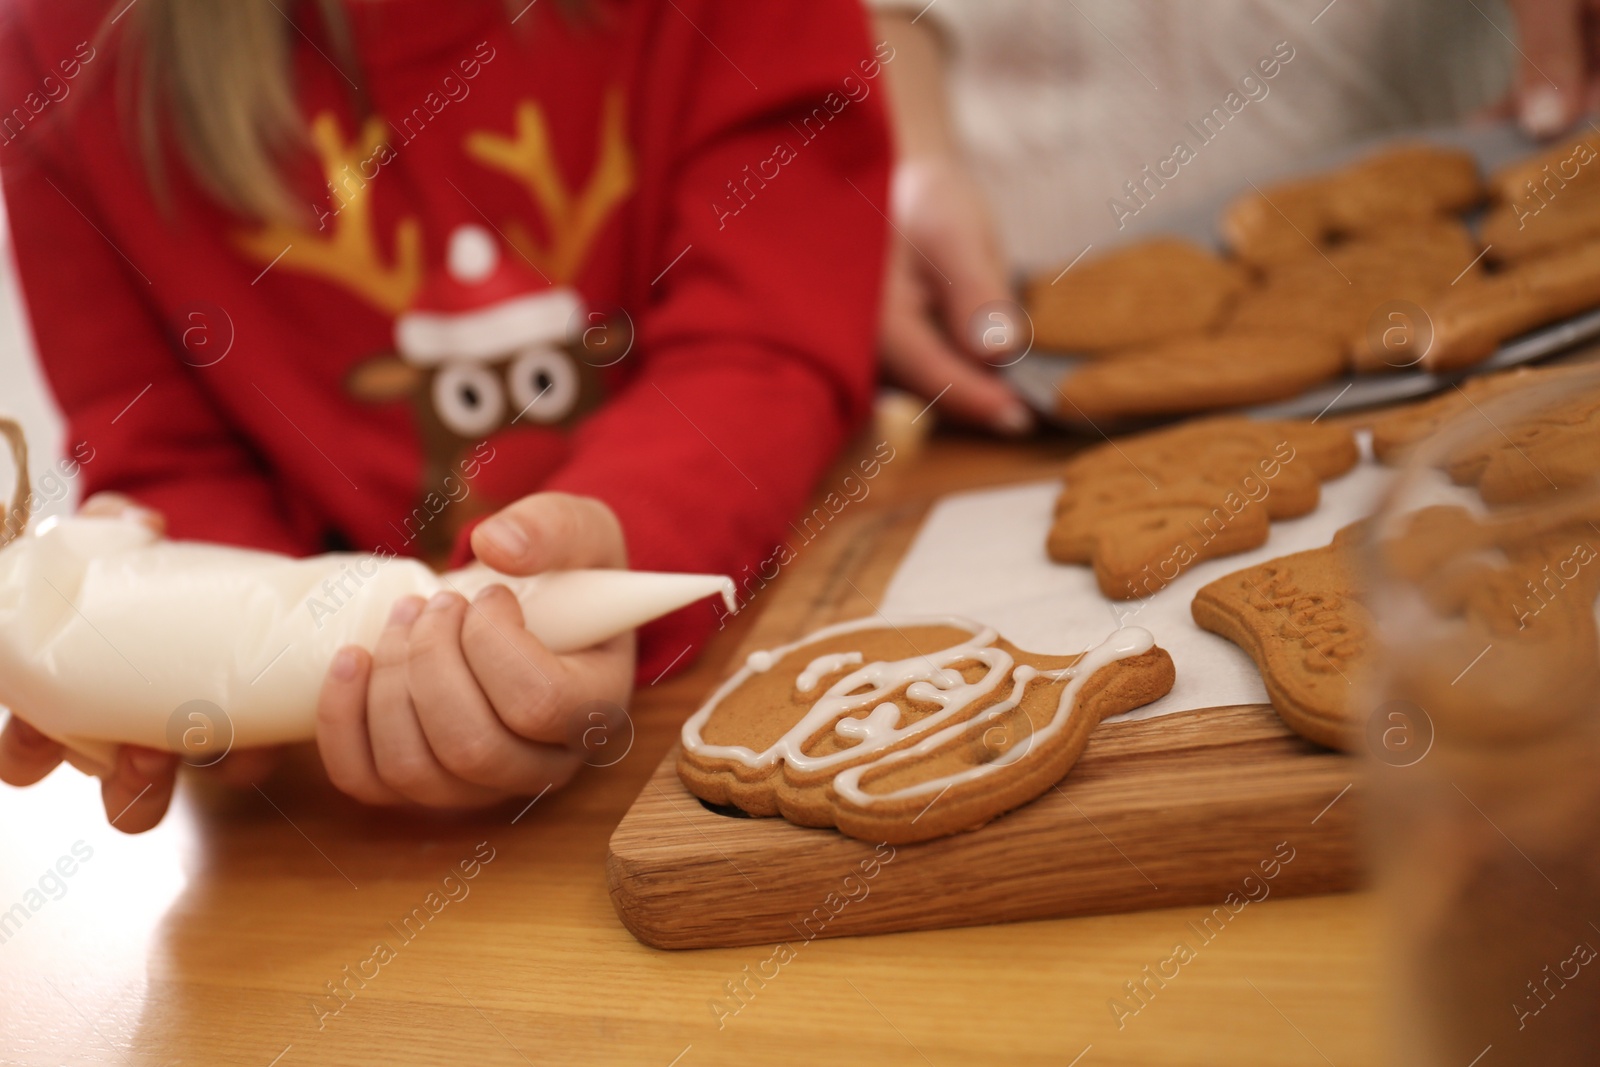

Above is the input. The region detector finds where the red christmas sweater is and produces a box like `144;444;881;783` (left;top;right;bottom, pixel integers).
0;0;891;680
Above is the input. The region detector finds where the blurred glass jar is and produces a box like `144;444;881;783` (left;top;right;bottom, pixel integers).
1363;362;1600;1067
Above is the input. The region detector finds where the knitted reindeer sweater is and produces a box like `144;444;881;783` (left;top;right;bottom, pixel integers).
0;0;891;680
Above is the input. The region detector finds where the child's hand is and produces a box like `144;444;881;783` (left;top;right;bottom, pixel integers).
314;493;635;809
0;492;178;831
0;493;278;832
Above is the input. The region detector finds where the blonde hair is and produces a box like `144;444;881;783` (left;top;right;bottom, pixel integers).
112;0;536;224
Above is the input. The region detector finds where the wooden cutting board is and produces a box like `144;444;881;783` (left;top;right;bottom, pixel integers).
606;492;1363;950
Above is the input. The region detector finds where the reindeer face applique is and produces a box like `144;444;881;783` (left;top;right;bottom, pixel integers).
346;224;620;559
232;94;635;562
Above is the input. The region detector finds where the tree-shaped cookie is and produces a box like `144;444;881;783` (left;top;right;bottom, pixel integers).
1047;417;1359;599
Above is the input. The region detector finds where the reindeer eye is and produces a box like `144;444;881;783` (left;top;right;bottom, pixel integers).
432;362;506;438
507;346;580;424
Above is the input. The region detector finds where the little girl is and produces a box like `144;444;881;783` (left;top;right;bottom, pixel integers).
0;0;890;829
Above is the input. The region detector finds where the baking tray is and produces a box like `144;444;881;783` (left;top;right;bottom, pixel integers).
1004;120;1600;427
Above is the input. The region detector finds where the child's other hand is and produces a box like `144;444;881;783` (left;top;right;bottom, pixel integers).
879;155;1033;437
315;493;635;810
0;493;278;832
0;717;177;833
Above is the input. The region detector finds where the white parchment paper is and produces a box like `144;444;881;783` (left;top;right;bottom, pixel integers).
877;447;1480;722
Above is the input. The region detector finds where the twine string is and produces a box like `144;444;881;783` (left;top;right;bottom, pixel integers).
0;418;30;549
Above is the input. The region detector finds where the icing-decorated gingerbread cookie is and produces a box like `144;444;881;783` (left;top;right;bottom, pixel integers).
1048;416;1358;599
678;618;1174;844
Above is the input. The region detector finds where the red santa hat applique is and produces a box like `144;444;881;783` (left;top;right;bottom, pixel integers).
395;224;585;364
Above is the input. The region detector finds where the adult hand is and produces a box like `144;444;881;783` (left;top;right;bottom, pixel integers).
873;10;1033;435
315;492;635;810
880;156;1034;435
1508;0;1600;136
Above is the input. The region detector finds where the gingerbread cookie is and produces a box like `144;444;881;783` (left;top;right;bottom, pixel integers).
1489;133;1600;203
1226;221;1480;359
1480;188;1600;265
1368;366;1543;464
1191;523;1369;750
678;618;1175;844
1368;363;1600;504
1055;330;1344;422
1329;143;1483;219
1401;239;1600;373
1484;133;1600;264
1025;238;1249;352
1197;507;1600;750
1220;178;1330;267
1222;144;1482;267
1048;417;1359;599
1375;508;1600;745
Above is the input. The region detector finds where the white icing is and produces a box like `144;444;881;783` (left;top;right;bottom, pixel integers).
834;701;901;743
796;651;863;693
681;615;1000;774
832;626;1154;806
715;577;740;618
680;616;1157;809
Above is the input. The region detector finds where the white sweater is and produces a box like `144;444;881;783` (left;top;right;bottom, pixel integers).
873;0;1515;271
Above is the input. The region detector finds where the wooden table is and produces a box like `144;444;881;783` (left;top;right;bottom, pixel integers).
0;426;1381;1067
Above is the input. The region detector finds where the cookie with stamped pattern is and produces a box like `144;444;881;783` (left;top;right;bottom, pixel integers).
1048;416;1358;599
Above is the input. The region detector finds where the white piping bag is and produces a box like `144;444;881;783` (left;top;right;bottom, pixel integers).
0;514;736;774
